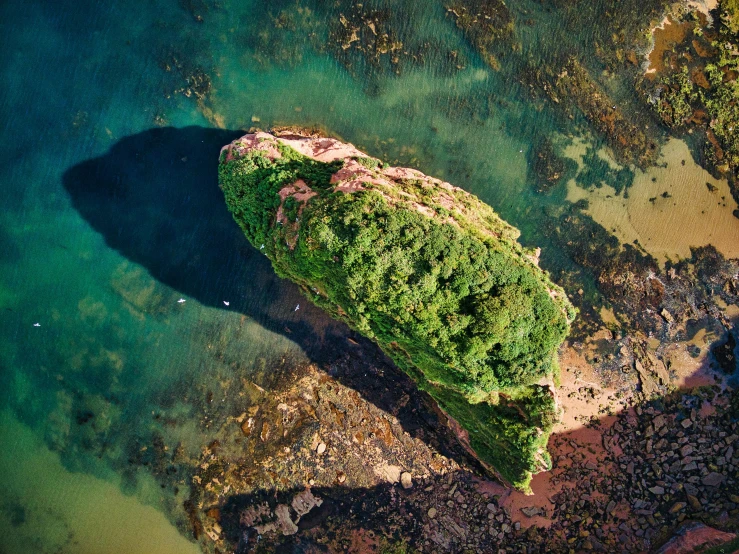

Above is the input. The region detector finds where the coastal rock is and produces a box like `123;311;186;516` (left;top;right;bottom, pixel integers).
656;521;737;554
400;471;413;489
219;131;574;490
291;488;323;518
274;504;298;535
702;472;725;487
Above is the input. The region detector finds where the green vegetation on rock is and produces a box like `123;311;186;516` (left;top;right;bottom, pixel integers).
647;0;739;176
721;0;739;33
219;134;574;490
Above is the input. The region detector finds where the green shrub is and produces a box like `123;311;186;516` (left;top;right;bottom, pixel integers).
355;156;381;170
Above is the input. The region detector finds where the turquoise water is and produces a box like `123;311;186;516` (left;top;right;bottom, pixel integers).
0;0;683;551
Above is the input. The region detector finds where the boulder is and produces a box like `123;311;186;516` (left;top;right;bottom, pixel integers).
656;521;736;554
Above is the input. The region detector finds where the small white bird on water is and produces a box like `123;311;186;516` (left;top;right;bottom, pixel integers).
223;301;230;306
33;323;40;327
178;298;186;303
294;304;300;312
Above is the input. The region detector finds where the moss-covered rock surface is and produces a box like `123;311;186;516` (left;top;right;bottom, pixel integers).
219;131;574;489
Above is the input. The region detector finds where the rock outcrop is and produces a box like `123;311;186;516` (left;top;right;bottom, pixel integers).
219;131;574;490
656;521;737;554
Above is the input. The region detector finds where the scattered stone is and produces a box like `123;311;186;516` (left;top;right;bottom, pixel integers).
291;488;323;518
521;506;543;517
400;472;413;489
428;507;437;518
240;417;254;436
653;415;665;429
702;472;725;487
274;504;298;535
316;442;326;455
649;486;665;495
687;495;702;510
373;462;402;484
660;309;673;323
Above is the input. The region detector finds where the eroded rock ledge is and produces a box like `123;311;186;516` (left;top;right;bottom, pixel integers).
219;131;574;490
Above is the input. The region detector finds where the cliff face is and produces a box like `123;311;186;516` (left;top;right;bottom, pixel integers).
219;131;574;490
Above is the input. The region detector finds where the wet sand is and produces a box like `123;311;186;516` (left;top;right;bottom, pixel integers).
503;344;623;527
503;328;726;530
0;411;200;554
566;138;739;263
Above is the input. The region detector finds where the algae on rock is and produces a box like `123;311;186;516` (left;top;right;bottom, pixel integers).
219;131;574;490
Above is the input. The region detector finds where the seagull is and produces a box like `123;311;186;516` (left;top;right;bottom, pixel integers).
33;323;40;327
223;301;230;306
260;244;265;250
178;298;186;303
294;304;300;312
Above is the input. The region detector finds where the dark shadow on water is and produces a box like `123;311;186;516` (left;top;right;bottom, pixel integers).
63;126;335;360
62;125;478;468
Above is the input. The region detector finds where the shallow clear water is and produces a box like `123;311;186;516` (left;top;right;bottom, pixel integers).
1;0;736;551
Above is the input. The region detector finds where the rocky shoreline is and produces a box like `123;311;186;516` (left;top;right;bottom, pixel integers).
183;338;737;553
175;121;738;552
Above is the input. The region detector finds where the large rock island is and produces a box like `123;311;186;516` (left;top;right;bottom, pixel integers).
219;131;575;490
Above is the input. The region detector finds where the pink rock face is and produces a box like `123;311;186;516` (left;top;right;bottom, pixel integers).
220;132;283;162
656;521;737;554
276;179;316;226
223;132;469;203
276;135;367;162
224;132;509;239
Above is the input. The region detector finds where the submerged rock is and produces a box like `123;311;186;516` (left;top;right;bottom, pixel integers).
219;131;574;490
